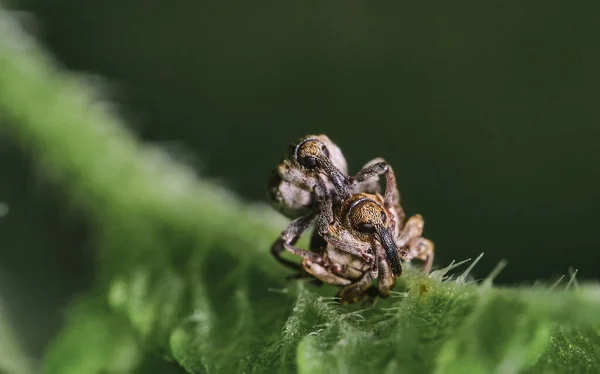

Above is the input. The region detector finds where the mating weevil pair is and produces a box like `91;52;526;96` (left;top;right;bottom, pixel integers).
267;135;434;303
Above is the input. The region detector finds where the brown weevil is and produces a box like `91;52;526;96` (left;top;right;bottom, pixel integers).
281;165;434;303
267;134;394;271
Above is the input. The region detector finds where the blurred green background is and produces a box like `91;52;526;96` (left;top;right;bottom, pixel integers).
1;0;599;366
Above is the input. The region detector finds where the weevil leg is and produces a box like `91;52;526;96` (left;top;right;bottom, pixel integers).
380;163;399;209
304;225;337;286
314;175;334;237
380;163;406;229
407;238;435;273
285;228;329;284
346;158;387;194
395;214;425;249
321;234;375;263
271;212;317;271
351;157;389;184
376;248;397;298
300;259;352;286
338;271;374;304
283;239;331;267
272;175;334;273
394;214;435;273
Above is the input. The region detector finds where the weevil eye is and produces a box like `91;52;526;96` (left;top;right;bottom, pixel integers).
321;144;330;158
356;221;376;234
348;198;385;234
298;154;318;169
381;211;387;224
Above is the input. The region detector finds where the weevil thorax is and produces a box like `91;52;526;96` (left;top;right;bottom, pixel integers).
267;134;348;219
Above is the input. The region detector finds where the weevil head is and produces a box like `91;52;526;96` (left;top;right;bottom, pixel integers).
341;193;403;276
291;135;348;174
267;134;350;218
291;135;349;198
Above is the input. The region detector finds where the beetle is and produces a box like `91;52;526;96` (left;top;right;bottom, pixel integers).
267;134;394;271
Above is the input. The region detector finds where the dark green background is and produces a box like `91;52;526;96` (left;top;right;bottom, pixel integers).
1;0;599;362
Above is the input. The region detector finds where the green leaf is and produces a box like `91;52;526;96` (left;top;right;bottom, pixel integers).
42;297;143;374
1;6;599;374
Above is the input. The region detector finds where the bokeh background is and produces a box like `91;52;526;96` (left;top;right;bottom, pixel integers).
1;0;599;366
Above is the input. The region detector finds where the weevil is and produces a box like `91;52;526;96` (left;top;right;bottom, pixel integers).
267;134;395;271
